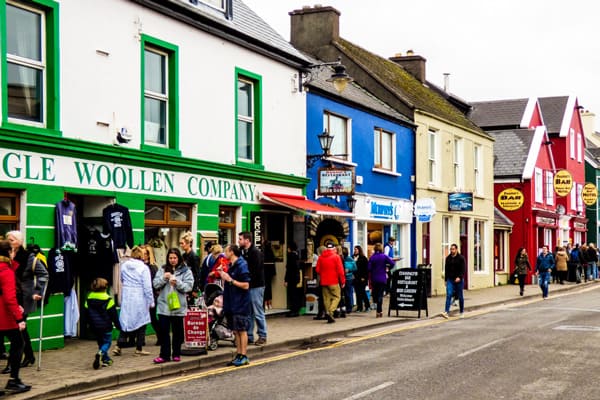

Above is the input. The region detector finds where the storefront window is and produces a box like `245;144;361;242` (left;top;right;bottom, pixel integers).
218;206;236;246
0;192;19;237
145;202;192;261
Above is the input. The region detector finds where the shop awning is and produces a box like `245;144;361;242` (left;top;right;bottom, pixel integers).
260;192;353;217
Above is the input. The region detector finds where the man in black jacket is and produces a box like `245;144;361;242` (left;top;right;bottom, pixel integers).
441;244;466;319
238;231;267;346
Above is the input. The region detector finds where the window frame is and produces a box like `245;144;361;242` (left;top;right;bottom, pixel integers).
577;133;583;163
545;171;554;206
473;144;483;195
441;216;451;259
373;127;395;171
453;138;463;189
323;110;350;162
534;168;543;203
235;68;262;168
569;128;575;159
140;34;180;157
2;0;60;135
474;220;485;272
428;129;440;186
0;191;20;234
144;201;191;228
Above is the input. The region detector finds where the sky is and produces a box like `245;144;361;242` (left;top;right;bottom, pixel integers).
243;0;600;130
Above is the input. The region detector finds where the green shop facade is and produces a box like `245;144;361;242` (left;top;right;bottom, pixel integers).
0;133;312;350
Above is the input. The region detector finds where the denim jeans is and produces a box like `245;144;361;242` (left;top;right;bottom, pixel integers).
97;331;113;361
371;282;387;314
538;271;550;297
444;280;464;313
247;286;267;342
343;278;354;311
591;262;598;280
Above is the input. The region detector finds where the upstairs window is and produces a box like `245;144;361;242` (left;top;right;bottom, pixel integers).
236;69;262;166
428;129;439;185
324;111;350;161
534;168;543;203
141;35;179;155
374;128;394;171
453;138;463;189
577;133;583;163
545;171;554;206
569;128;575;159
4;0;59;131
473;144;483;195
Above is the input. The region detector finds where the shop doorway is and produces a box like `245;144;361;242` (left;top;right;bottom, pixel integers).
460;217;469;289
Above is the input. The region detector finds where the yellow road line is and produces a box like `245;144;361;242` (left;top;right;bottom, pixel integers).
83;284;599;400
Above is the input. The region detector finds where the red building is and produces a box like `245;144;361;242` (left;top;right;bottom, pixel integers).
470;96;587;283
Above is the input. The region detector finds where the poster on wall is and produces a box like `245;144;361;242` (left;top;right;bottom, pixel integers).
448;192;473;212
318;168;355;196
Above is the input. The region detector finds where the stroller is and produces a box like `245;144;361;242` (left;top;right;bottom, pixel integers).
203;283;235;350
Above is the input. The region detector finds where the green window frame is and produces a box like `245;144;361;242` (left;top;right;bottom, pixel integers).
1;0;60;136
140;34;179;157
235;68;262;169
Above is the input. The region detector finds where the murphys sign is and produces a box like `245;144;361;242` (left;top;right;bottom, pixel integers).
497;188;524;211
582;183;598;206
553;169;573;197
414;198;436;222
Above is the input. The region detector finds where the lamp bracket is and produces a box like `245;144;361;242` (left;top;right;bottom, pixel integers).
299;57;344;92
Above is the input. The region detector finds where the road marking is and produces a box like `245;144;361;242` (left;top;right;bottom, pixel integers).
457;338;506;358
82;285;600;399
554;325;600;332
341;381;395;400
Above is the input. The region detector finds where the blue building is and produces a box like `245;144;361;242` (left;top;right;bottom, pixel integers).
305;65;416;265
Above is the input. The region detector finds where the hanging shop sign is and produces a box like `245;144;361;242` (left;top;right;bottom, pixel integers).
497;188;524;211
317;168;355;196
582;183;598;206
354;195;413;223
553;169;573;197
448;192;473;212
414;197;436;223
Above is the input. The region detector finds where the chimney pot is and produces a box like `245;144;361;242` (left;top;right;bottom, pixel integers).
394;52;402;57
388;52;427;83
406;49;414;56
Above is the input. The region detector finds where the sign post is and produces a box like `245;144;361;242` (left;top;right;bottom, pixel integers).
182;307;208;355
388;268;428;318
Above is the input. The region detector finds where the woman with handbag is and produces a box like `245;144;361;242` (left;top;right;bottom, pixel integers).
152;248;194;364
514;247;531;296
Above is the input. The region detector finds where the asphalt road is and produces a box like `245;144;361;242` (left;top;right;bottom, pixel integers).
83;288;600;400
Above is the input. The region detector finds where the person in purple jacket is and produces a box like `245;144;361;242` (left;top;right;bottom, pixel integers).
367;243;395;318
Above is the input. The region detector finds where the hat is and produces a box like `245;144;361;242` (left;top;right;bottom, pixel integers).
325;243;335;249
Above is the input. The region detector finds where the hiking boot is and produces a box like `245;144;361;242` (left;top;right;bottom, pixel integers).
254;337;267;346
232;355;249;367
93;351;102;370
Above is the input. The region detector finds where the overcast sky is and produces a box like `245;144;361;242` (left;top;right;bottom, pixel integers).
243;0;600;130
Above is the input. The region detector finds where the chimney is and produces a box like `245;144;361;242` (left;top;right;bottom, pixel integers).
443;73;450;92
290;5;341;55
389;50;427;83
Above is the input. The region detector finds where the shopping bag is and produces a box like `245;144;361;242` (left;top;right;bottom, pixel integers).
167;287;181;310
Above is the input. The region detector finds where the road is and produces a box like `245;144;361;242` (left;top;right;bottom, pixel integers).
82;289;600;400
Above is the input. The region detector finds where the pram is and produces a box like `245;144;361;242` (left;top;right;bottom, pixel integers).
203;283;235;350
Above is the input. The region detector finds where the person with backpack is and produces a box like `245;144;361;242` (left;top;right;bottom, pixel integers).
342;247;357;314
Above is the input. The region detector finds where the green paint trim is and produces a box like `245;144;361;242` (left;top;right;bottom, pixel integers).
235;67;263;167
140;34;179;152
1;0;60;132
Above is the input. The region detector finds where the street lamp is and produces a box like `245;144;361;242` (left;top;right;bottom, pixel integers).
346;195;356;212
299;57;353;94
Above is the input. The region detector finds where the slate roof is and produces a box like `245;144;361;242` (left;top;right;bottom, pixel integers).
488;129;535;178
494;207;514;227
538;96;569;134
469;98;529;129
333;38;490;138
150;0;309;65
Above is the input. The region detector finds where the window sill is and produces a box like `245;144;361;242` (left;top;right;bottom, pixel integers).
141;145;181;157
236;161;265;171
371;167;402;177
324;157;357;167
2;122;61;137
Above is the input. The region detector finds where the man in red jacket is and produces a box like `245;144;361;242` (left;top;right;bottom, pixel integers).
315;244;345;323
0;240;31;394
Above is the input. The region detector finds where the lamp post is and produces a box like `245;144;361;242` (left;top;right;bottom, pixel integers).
346;195;356;212
299;57;353;94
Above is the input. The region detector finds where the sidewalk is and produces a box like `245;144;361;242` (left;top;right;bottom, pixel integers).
10;280;595;400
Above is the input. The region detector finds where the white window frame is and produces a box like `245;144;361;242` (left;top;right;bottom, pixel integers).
545;171;554;206
577;133;583;163
237;78;255;162
570;185;577;211
543;228;552;249
577;184;583;213
474;220;485;272
6;1;46;127
474;144;483;195
144;46;169;147
428;129;440;186
374;128;395;171
569;128;575;159
324;111;351;162
453;138;463;189
534;168;543;203
442;216;451;259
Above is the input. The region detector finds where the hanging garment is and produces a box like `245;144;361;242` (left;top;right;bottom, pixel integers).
47;248;75;295
64;287;79;337
81;229;118;285
102;204;133;249
55;199;78;249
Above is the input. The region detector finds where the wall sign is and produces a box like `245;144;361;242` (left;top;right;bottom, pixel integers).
497;188;524;211
582;183;598;206
317;168;355;196
414;197;436;222
448;192;473;212
553;169;573;197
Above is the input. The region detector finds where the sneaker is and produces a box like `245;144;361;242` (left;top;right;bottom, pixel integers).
459;313;464;319
153;357;168;364
441;312;449;319
232;355;249;367
227;354;241;366
134;350;150;356
5;379;31;393
254;337;267;346
101;359;113;367
172;356;181;362
93;351;102;370
111;346;121;356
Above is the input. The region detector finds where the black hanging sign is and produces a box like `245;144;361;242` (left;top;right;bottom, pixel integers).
388;268;428;318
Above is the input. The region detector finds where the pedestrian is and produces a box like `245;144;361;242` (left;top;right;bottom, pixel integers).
0;240;31;394
6;230;48;369
238;231;267;346
535;245;555;299
113;246;154;357
205;244;229;286
284;242;302;317
315;244;345;323
353;245;370;312
513;247;531;296
333;245;347;318
587;243;598;280
441;243;466;319
152;248;194;364
570;244;582;283
342;247;357;314
85;278;121;369
141;245;161;346
199;240;215;291
555;246;569;284
219;244;251;367
180;231;201;304
580;244;590;282
367;243;394;318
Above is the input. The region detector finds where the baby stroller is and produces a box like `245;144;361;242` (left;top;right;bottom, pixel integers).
204;283;235;350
